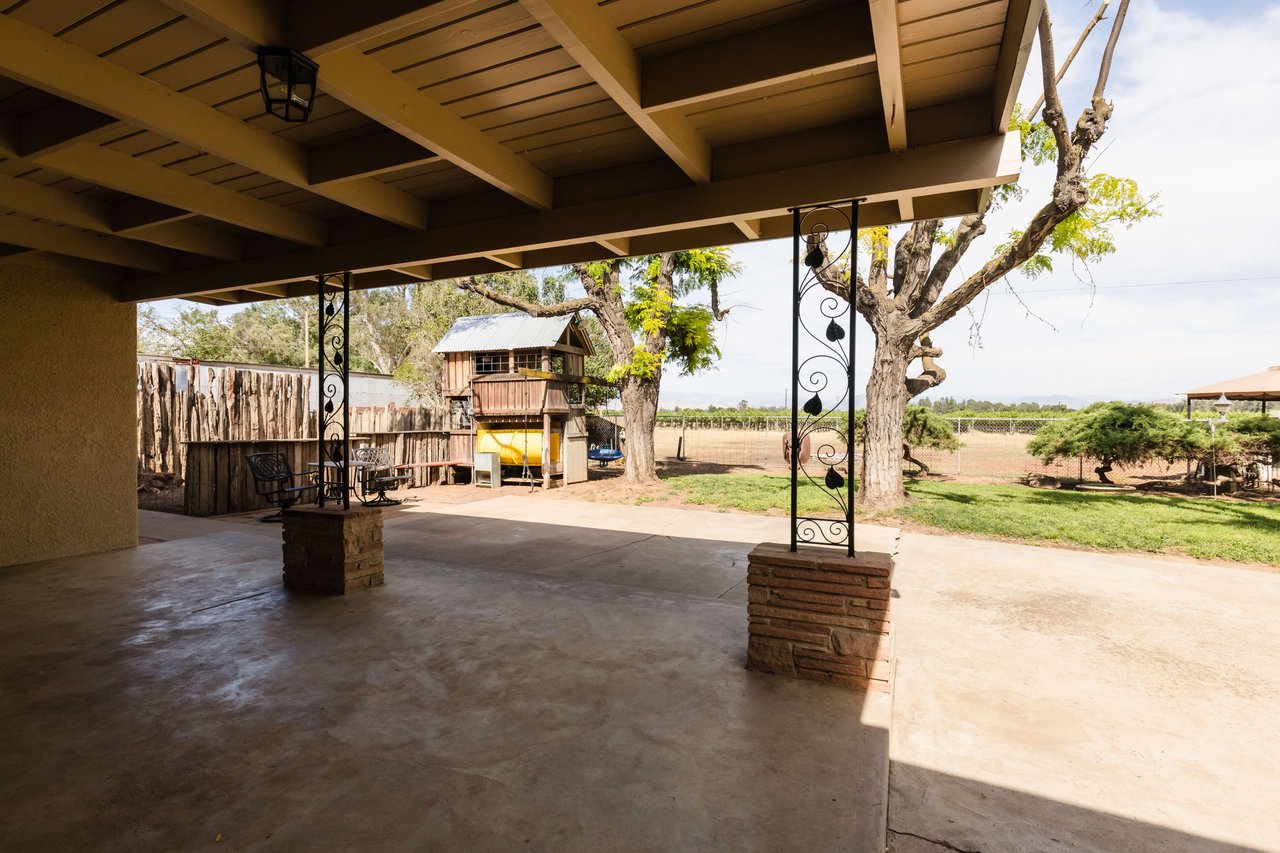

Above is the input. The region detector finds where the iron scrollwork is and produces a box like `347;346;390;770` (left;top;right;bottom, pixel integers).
318;271;351;509
791;201;860;556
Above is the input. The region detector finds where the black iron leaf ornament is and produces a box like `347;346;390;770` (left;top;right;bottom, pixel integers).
825;319;845;341
325;302;335;317
803;393;823;416
324;400;334;414
825;466;845;489
804;246;824;268
335;352;343;365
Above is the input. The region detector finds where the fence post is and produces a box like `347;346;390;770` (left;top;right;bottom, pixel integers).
955;419;962;476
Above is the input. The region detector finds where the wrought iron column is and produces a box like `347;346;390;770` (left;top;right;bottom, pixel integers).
318;271;351;509
789;201;859;556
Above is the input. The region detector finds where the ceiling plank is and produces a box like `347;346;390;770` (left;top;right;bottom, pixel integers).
731;219;762;240
0;215;173;273
0;12;429;230
319;47;555;209
289;0;486;55
122;133;1020;300
869;0;908;151
0;169;243;260
309;129;439;184
18;101;119;157
38;144;328;247
641;6;875;112
519;0;712;184
121;221;244;262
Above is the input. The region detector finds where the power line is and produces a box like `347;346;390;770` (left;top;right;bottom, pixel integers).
1011;274;1280;295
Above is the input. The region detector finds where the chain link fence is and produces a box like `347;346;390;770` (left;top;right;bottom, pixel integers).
624;416;1193;485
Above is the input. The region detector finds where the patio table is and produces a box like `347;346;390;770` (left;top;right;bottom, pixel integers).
307;460;374;502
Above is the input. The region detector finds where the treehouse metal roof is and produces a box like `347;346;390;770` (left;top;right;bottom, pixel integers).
433;312;578;353
0;0;1038;304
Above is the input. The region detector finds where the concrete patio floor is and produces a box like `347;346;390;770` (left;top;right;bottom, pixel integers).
1;499;896;852
5;492;1278;852
887;531;1280;853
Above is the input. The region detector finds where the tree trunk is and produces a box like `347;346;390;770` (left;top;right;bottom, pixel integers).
1095;458;1114;484
860;336;912;509
903;444;930;476
619;374;660;483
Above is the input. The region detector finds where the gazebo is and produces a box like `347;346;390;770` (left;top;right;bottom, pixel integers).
1184;365;1280;415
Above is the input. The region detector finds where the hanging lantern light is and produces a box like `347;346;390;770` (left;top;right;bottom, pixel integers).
257;47;319;123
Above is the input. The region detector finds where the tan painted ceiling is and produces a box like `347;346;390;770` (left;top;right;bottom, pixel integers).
0;0;1039;304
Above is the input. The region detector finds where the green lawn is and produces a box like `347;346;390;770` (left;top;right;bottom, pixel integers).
664;474;1280;565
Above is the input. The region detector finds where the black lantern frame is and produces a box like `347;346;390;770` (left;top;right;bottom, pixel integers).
257;47;318;123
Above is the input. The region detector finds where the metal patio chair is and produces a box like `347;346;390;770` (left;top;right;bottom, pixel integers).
353;446;410;506
244;451;319;522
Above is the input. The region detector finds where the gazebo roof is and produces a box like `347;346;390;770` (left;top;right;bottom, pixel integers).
0;1;1037;304
1184;366;1280;401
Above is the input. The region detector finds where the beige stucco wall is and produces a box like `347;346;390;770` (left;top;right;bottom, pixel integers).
0;266;137;567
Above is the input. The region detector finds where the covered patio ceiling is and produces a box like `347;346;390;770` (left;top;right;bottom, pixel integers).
0;0;1036;304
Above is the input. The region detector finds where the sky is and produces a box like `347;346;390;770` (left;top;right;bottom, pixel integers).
153;0;1280;409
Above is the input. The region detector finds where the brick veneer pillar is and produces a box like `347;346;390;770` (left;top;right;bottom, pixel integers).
281;505;384;594
747;543;893;691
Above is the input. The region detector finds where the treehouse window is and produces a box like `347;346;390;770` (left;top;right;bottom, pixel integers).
550;353;566;374
512;351;541;372
567;383;584;406
473;352;507;375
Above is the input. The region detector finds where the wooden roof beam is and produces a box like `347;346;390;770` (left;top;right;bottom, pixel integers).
731;219;762;241
869;0;908;152
641;6;875;111
0;13;429;231
0;215;173;273
318;48;555;209
0;171;243;261
160;0;551;210
37;144;327;247
519;0;712;185
596;237;631;257
992;0;1046;132
121;132;1020;301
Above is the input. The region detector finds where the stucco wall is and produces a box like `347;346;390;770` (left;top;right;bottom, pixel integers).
0;267;137;567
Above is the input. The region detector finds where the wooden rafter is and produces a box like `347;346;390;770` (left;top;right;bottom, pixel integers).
869;0;908;152
641;6;875;111
0;12;429;231
518;0;712;184
122;133;1020;300
0;215;172;273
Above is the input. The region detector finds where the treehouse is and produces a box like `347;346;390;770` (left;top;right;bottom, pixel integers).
433;312;600;488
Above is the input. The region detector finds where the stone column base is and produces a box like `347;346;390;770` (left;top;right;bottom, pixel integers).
747;542;893;692
282;505;384;594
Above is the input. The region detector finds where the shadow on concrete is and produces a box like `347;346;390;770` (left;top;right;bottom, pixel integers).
888;761;1260;852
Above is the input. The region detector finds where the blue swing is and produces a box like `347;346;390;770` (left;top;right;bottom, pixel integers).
588;447;624;468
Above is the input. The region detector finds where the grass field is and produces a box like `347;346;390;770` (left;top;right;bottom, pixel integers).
664;473;1280;566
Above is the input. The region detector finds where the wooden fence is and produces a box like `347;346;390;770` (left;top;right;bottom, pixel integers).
138;360;445;481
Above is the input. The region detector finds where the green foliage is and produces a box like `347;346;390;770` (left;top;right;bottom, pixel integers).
1223;415;1280;464
1027;403;1208;475
138;304;300;364
607;247;739;381
852;406;959;450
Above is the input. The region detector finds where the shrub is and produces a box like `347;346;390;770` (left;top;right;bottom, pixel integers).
1027;402;1207;483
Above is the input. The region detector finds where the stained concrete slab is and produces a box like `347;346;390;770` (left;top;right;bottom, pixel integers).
1;501;895;851
887;532;1280;853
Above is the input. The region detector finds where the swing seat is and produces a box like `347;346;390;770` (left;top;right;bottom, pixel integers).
588;448;624;467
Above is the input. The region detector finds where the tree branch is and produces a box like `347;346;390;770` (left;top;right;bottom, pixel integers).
709;279;731;321
1093;0;1130;100
1027;1;1110;118
1038;9;1075;162
455;276;599;316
